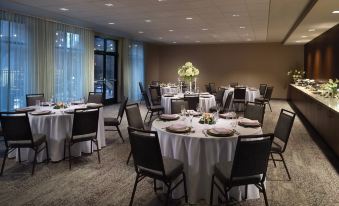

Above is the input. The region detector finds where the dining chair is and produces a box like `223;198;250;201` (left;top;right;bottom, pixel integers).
151;80;160;86
183;95;199;110
232;87;246;111
209;83;217;94
64;108;100;170
221;91;233;113
143;92;164;123
270;109;296;180
127;127;188;206
215;88;226;105
0;112;49;175
104;97;128;143
205;84;211;93
244;102;266;125
210;133;274;206
230;82;238;88
87;92;103;104
255;86;274;112
125;103;146;165
26;93;45;106
259;84;268;96
171;99;188;114
149;86;161;105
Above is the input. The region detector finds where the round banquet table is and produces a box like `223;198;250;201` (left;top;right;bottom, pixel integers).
151;117;263;203
8;105;106;163
161;93;216;114
160;86;179;95
223;87;260;109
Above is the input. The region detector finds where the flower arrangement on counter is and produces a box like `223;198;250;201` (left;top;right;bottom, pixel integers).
199;113;215;124
320;79;339;98
53;102;68;109
177;62;199;81
287;68;305;83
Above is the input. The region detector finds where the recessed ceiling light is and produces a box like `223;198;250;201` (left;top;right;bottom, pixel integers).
308;29;316;32
158;37;163;40
232;14;240;17
108;22;115;25
246;38;251;41
59;8;69;11
239;26;245;29
138;31;144;34
332;10;339;14
186;17;193;20
296;40;309;43
202;28;208;31
104;3;113;7
195;40;200;43
158;0;166;2
169;29;174;32
172;41;176;44
301;35;308;38
145;19;152;23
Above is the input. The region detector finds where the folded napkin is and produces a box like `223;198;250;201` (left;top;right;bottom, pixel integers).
160;114;179;120
219;112;236;119
167;124;187;131
210;127;233;135
187;110;200;116
239;118;260;126
86;103;103;108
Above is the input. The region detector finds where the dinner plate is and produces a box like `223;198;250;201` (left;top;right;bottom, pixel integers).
159;114;180;121
207;128;234;137
31;110;52;115
166;124;190;133
238;120;261;128
15;107;35;112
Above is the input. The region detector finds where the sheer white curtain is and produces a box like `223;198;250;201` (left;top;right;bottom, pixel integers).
0;10;94;111
122;39;144;102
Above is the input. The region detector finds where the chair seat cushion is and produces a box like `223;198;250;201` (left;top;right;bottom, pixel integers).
214;161;262;186
271;141;283;153
8;134;46;147
151;105;164;111
67;132;96;142
163;157;184;179
255;97;265;102
104;117;120;126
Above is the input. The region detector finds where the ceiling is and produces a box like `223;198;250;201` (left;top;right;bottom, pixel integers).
0;0;339;45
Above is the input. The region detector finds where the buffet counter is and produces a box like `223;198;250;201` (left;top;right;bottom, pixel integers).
289;84;339;157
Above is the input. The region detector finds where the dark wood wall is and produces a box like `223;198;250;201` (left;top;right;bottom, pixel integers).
304;23;339;80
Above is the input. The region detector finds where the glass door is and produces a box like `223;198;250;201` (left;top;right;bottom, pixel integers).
94;37;118;104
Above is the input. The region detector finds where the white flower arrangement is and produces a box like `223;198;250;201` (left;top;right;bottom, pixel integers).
320;79;339;98
177;62;199;81
287;68;305;83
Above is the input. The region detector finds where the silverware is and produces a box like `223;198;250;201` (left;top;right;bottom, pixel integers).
202;129;208;137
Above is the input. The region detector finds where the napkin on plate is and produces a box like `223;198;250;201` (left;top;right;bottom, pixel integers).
167;123;187;131
219;112;236;119
210;127;233;135
238;118;260;126
160;114;179;120
31;110;52;115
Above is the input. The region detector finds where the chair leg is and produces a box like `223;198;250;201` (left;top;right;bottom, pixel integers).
209;175;215;205
129;174;140;206
95;141;101;164
144;111;149;123
149;112;153;122
68;143;72;170
90;140;93;154
116;126;124;143
126;150;132;165
261;182;269;206
18;148;21;163
268;101;272;112
0;149;8;176
32;149;38;175
245;184;248;200
63;139;66;160
45;141;50;163
271;153;276;167
153;178;157;194
183;172;188;203
165;182;172;206
279;153;291;180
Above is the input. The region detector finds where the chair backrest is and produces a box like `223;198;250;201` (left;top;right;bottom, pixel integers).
244;102;266;124
72;108;99;140
128;127;165;176
215;88;226;104
171;99;188;114
125;103;145;130
223;91;233;112
142;92;152;109
139;82;145;94
149;86;161;104
88;92;103;104
230;82;238;88
117;97;128;122
231;133;274;182
259;84;267;96
183;95;199;110
209;83;217;93
0;112;33;145
234;87;246;100
205;84;211;93
26;93;45;106
274;109;296;151
264;86;274;100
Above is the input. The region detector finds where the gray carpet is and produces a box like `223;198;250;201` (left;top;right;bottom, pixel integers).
0;100;338;206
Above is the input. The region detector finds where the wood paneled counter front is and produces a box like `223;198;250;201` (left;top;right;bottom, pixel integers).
289;84;339;157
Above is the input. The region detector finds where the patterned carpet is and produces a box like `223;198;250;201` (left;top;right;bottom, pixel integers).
0;100;338;206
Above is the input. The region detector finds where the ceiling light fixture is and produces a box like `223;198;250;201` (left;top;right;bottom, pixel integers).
138;31;144;34
145;19;152;23
172;41;176;44
296;40;309;43
158;37;163;40
301;35;308;38
195;40;200;43
332;10;339;13
59;8;69;11
232;14;240;17
308;29;316;32
158;0;166;2
104;3;113;7
186;17;193;20
169;29;174;32
202;28;208;31
239;26;245;29
108;22;115;25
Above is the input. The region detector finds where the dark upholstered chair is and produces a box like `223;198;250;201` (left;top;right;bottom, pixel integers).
139;82;145;103
209;83;217;94
270;109;296;180
26;94;45;106
171;99;188;114
64;108;100;170
184;95;199;111
87;92;103;104
259;84;268;96
221;91;233;113
215;88;226;105
127;127;188;206
149;86;161;105
232;87;246;111
0;112;49;175
104;97;128;143
210;133;274;206
205;84;211;93
255;86;273;112
125;103;145;165
244;102;266;125
230;82;238;88
143;92;164;123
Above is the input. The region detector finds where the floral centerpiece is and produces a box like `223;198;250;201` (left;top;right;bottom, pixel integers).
53;102;68;109
287;68;305;83
320;79;339;98
177;62;199;92
199;113;215;124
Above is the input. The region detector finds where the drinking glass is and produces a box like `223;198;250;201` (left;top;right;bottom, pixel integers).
181;105;186;117
189;110;194;128
35;100;41;109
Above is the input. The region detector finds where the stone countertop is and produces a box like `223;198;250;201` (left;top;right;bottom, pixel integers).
290;84;339;113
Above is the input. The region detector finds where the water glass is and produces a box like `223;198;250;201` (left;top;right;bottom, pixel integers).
181;105;186;116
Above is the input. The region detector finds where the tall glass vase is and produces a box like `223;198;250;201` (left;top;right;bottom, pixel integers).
189;81;192;93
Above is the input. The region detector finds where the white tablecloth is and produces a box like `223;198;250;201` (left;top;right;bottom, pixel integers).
223;87;260;110
160;86;179;95
161;94;216;114
9;105;106;162
152;117;262;203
